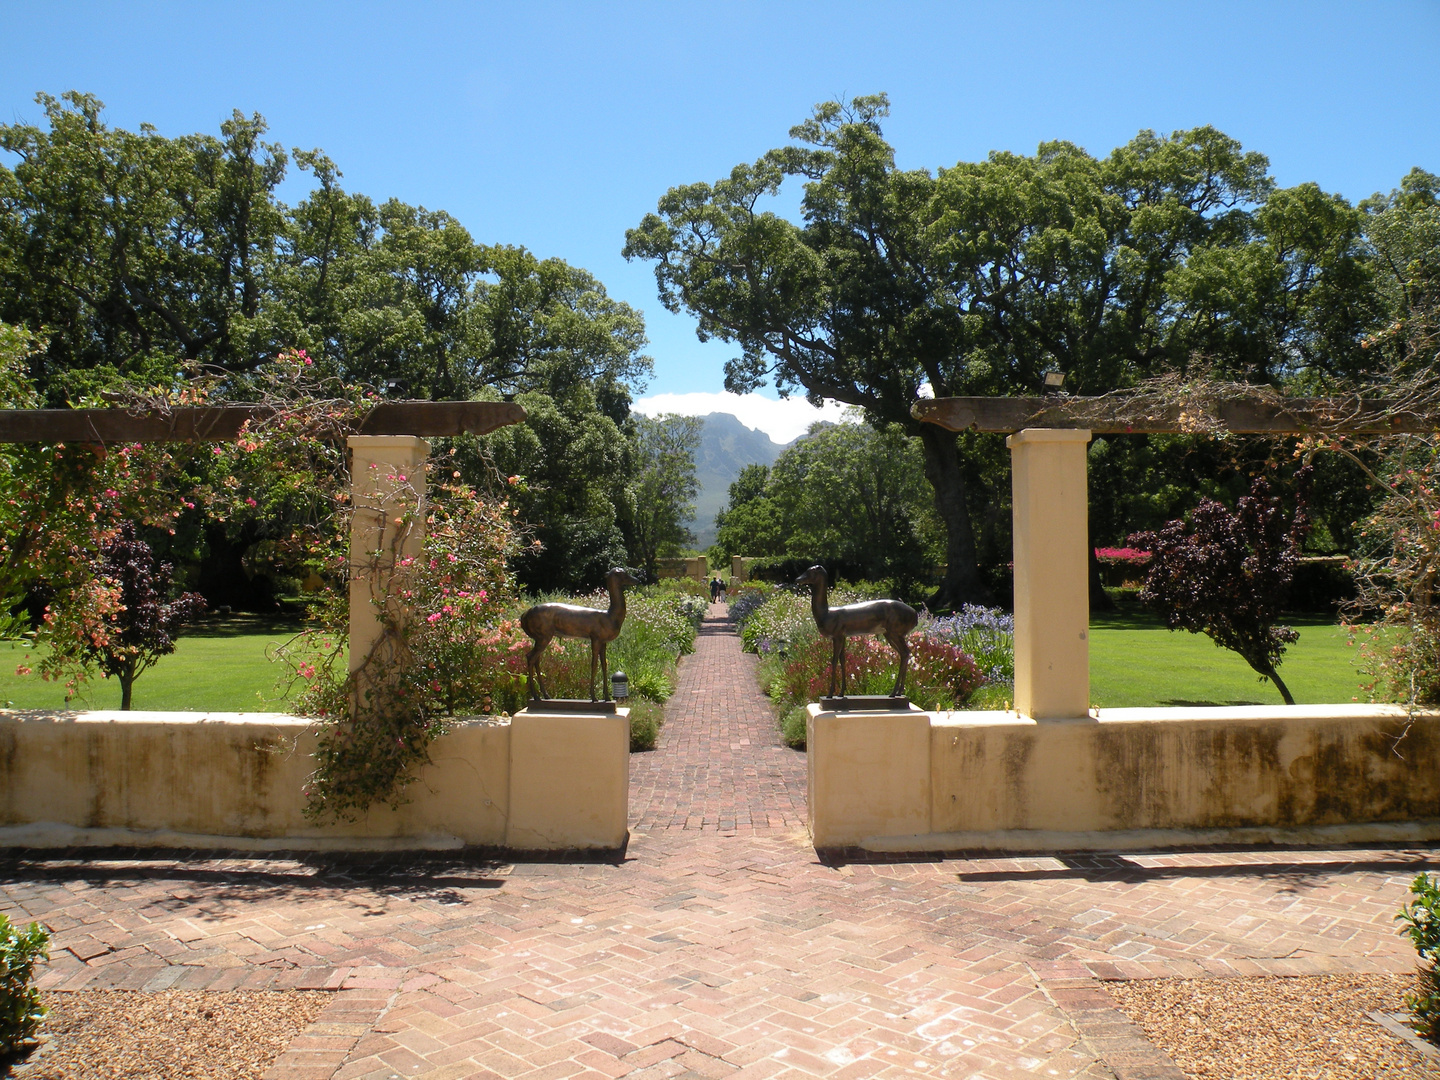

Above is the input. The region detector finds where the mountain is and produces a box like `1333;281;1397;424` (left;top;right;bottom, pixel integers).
687;413;787;549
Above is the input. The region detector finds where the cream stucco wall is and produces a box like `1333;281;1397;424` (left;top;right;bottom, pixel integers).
807;707;930;849
0;709;628;851
807;703;1440;851
507;709;630;850
1008;429;1091;719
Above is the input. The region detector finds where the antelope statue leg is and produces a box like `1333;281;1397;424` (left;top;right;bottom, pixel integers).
598;641;610;701
839;637;849;697
887;631;909;697
526;634;552;700
588;642;599;701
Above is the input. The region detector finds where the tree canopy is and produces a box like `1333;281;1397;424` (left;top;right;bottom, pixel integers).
0;92;660;595
625;94;1388;606
620;413;702;579
0;93;653;409
713;421;941;591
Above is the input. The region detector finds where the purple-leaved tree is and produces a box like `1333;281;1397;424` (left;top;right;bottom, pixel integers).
1130;470;1310;706
87;523;207;710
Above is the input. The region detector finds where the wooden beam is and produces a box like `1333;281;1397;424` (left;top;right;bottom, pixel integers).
0;401;527;444
911;396;1432;435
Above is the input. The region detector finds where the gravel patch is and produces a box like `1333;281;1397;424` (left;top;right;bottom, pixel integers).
1107;973;1438;1079
5;989;331;1079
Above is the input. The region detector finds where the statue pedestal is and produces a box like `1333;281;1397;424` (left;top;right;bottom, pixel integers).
525;698;618;714
806;702;929;848
819;696;910;712
506;707;629;850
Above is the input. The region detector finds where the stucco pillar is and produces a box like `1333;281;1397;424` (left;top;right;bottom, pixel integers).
1007;428;1091;719
347;436;429;676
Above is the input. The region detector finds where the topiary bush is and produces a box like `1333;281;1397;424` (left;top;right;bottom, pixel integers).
0;913;48;1054
1398;871;1440;1042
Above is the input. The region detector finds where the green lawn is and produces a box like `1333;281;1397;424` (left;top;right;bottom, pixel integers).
0;609;1380;712
1089;608;1375;707
0;616;309;712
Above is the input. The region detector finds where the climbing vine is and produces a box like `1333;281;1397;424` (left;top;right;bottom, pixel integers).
275;464;528;823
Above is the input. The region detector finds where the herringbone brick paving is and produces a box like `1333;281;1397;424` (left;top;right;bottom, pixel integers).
2;602;1438;1079
628;607;806;833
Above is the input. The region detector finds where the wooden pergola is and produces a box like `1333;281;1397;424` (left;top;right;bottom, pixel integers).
911;394;1434;434
0;400;526;443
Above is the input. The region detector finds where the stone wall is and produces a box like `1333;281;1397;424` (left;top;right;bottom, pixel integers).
0;708;627;851
807;703;1440;851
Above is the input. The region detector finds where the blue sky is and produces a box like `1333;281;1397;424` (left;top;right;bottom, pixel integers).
3;1;1438;439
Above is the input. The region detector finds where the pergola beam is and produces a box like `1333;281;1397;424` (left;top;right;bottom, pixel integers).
0;400;527;444
911;395;1430;435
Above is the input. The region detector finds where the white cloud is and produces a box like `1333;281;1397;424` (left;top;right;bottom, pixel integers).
631;391;852;444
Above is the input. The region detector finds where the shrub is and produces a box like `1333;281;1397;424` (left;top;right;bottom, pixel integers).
35;521;206;710
738;590;816;655
628;698;664;751
779;705;808;748
1345;446;1440;705
1094;547;1153;588
648;576;710;601
727;584;773;629
0;914;48;1054
1398;871;1440;1043
1130;470;1310;706
285;481;526;821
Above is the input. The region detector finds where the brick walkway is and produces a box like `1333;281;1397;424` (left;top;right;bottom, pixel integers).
629;604;807;833
3;602;1439;1079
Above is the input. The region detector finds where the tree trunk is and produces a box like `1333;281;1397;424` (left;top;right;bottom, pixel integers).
916;425;993;610
1255;660;1296;706
120;674;133;711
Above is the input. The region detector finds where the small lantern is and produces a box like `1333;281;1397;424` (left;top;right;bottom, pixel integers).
611;671;629;701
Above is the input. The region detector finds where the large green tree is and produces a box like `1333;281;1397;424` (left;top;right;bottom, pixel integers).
1;93;656;599
619;414;701;578
625;95;1383;606
280;153;651;404
462;387;631;592
0;92;289;400
713;422;941;588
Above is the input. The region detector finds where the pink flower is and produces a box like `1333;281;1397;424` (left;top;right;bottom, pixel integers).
245;497;257;507
427;612;444;623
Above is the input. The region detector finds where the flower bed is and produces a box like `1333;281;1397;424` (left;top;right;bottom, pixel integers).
731;583;1013;747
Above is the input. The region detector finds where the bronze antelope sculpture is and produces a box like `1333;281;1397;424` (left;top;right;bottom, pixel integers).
521;567;643;701
794;565;918;698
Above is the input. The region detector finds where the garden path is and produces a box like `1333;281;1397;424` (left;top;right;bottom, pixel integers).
628;602;807;833
1;602;1438;1079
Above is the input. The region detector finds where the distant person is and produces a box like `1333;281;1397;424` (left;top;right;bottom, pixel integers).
710;576;724;602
